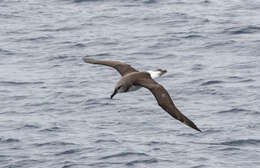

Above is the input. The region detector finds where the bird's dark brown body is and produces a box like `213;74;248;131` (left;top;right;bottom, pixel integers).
83;57;201;132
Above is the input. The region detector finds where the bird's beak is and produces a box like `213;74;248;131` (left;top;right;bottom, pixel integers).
159;70;167;77
162;70;167;75
110;89;118;99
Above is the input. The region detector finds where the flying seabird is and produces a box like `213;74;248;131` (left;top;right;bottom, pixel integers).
83;57;201;132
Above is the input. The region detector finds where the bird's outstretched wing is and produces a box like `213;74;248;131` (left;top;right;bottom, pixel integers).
83;57;138;76
134;72;201;132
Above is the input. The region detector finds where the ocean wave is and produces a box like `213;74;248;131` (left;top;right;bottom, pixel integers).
228;76;244;80
47;55;69;61
190;165;207;168
20;124;40;129
100;152;149;160
73;43;86;48
87;161;123;167
223;26;260;35
33;141;76;147
55;149;81;156
95;139;120;144
40;26;81;32
145;140;176;146
200;80;224;86
0;137;20;143
220;139;260;146
239;79;254;83
219;147;240;151
143;0;157;4
217;108;259;115
0;48;15;55
84;98;113;106
14;35;54;42
62;163;78;168
7;159;44;167
40;126;62;132
72;0;104;3
191;64;204;71
199;128;222;134
0;154;8;158
126;158;158;166
217;108;247;114
183;34;204;39
196;139;260;147
0;81;44;86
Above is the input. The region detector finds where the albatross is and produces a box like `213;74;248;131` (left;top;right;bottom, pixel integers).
83;57;201;132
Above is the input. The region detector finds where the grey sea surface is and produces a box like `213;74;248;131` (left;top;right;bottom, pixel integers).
1;0;260;167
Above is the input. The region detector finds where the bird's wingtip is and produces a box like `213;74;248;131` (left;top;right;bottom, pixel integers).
82;57;88;61
82;57;93;63
195;127;202;132
191;124;202;132
183;119;201;132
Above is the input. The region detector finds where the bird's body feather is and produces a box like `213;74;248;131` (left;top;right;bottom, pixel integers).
83;57;201;132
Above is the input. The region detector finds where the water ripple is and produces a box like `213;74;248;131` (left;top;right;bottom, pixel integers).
219;147;241;151
95;139;120;144
100;152;149;160
40;26;81;32
33;141;76;147
217;108;247;114
183;34;203;39
40;126;63;132
16;124;40;130
73;0;103;3
0;137;20;143
224;26;260;35
143;0;157;4
200;80;224;86
0;81;44;86
126;158;158;166
196;139;260;147
220;139;260;146
0;48;15;56
55;149;81;156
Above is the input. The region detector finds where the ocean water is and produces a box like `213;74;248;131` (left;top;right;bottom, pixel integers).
1;0;260;167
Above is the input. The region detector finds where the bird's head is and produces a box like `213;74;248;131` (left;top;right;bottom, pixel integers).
110;84;128;99
156;69;167;76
